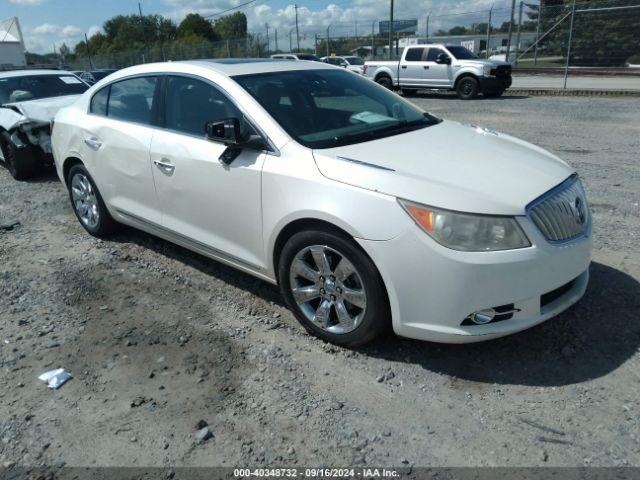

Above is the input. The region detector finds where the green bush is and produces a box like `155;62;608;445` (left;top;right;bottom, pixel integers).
628;54;640;64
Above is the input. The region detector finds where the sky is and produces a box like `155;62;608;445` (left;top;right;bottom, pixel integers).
2;0;519;54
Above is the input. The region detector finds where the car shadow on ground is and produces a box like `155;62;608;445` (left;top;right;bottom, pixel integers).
105;227;639;387
25;167;59;184
361;262;640;387
402;91;530;101
109;226;286;307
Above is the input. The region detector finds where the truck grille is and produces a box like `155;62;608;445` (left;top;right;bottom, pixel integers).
528;176;589;243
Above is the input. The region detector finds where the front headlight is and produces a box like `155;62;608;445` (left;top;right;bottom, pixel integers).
483;66;494;76
399;200;531;252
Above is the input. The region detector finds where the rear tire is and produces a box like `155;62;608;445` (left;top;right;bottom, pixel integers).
0;131;36;180
376;75;393;90
401;88;417;96
278;229;390;347
67;164;117;237
456;76;479;100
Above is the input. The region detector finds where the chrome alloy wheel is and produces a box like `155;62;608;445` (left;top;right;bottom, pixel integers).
71;173;100;229
289;245;367;334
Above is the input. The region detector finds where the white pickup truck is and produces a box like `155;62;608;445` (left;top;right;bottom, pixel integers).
364;44;512;99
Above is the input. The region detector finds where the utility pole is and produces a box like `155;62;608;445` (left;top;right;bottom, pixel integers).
534;4;542;65
314;33;318;55
388;0;394;59
355;21;358;39
371;20;376;58
265;23;270;54
84;32;94;70
138;2;149;63
486;5;492;58
326;24;330;57
294;4;300;51
505;0;516;63
563;0;577;89
289;28;294;52
275;28;278;52
425;13;430;42
514;1;523;66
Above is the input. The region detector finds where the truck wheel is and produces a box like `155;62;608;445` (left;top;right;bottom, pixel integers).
0;131;36;181
376;76;393;90
456;77;479;100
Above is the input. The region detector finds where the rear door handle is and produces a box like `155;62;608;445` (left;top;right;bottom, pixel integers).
401;65;407;69
154;158;175;176
84;138;102;150
423;65;430;69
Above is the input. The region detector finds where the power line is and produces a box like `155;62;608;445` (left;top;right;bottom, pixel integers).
204;0;261;19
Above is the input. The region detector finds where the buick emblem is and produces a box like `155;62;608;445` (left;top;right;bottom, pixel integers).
574;196;586;225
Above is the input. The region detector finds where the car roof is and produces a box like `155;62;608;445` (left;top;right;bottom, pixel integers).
0;69;74;79
101;59;334;81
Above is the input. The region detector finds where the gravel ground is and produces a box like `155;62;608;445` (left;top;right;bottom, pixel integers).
0;94;639;470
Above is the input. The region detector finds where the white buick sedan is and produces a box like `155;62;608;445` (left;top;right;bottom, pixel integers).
52;59;591;346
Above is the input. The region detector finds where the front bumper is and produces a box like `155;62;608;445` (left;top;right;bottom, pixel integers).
357;215;591;343
479;75;512;92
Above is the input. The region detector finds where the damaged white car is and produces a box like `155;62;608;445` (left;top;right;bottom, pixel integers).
0;70;88;180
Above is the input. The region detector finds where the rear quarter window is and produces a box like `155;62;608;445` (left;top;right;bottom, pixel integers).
90;87;109;116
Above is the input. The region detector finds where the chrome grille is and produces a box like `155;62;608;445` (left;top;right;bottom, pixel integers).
528;176;589;243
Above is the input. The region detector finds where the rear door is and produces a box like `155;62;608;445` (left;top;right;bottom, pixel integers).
149;74;266;268
81;75;161;223
399;47;428;87
424;47;453;87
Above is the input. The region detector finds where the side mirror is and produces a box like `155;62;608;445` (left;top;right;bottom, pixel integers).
436;53;451;65
205;118;241;145
205;118;267;166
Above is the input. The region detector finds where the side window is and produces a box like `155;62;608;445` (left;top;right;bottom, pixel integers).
107;76;157;125
90;86;109;116
165;76;242;137
426;48;446;62
405;48;425;62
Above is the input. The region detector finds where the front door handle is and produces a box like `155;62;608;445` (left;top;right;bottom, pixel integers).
154;158;175;176
401;65;407;69
84;138;102;150
423;65;430;69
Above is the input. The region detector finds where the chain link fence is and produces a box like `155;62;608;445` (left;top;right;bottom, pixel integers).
66;0;640;72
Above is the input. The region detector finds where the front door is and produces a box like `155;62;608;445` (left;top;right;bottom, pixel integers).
150;75;266;269
424;47;453;87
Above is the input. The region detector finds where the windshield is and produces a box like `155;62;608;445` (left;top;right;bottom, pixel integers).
344;57;365;65
0;74;88;104
446;46;479;60
234;69;439;149
296;54;320;61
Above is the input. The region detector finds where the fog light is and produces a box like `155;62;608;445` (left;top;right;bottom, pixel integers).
469;308;496;325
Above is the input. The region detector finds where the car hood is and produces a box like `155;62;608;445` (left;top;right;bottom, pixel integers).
312;120;573;215
1;94;81;125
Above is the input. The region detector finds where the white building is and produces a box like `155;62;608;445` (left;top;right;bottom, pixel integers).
1;17;27;68
399;32;537;54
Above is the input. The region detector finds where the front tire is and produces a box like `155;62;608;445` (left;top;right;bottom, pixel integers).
0;131;36;180
456;76;479;100
67;164;117;237
278;230;390;347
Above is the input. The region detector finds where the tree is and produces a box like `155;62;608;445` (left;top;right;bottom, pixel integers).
213;12;247;39
177;13;218;41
